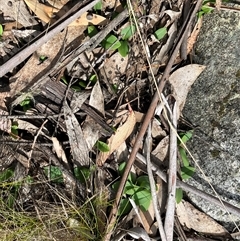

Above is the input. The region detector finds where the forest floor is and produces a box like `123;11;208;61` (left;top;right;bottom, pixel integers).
0;0;240;240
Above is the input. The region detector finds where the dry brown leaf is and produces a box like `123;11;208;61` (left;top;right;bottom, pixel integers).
5;25;86;104
83;118;103;150
151;118;166;139
24;0;58;23
24;0;107;25
176;200;230;237
89;81;105;115
70;90;91;113
47;0;69;9
64;103;90;167
3;21;24;31
151;136;169;162
82;81;105;149
51;137;68;164
97;106;136;166
70;12;107;26
169;64;206;118
100;51;128;86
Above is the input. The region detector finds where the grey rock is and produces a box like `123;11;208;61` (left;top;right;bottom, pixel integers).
182;10;240;230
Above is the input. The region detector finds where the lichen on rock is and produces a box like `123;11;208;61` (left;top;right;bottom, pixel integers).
182;10;240;230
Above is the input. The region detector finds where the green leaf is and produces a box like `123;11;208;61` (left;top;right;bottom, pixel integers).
118;40;129;57
124;181;138;195
11;122;18;130
133;189;152;212
26;175;33;184
120;25;136;40
154;27;167;40
74;167;91;183
43;166;63;183
136;176;151;190
175;188;183;204
20;98;31;107
0;169;14;182
118;198;132;216
179;147;189;167
0;24;3;36
7;191;18;208
118;162;136;183
201;5;213;14
78;81;87;88
88;25;98;37
71;85;82;91
96;140;110;152
118;162;126;176
94;0;102;11
61;76;68;85
181;165;195;180
39;55;48;63
11;122;18;136
179;130;193;145
112;84;118;93
101;34;121;50
90;74;97;84
112;180;120;192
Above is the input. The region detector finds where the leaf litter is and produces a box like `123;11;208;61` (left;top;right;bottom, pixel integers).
0;0;238;240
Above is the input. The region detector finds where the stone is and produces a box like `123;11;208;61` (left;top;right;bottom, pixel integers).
182;10;240;230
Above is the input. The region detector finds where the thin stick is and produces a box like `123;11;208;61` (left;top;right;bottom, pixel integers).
164;102;177;241
146;124;167;241
27;119;48;170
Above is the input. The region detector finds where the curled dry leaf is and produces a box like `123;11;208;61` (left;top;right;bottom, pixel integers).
51;137;68;164
64;103;90;167
169;64;206;118
97;105;136;166
83;81;105;149
176;200;231;238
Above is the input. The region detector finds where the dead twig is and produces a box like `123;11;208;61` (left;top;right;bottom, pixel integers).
27;119;48;171
145;124;167;241
164;101;177;241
